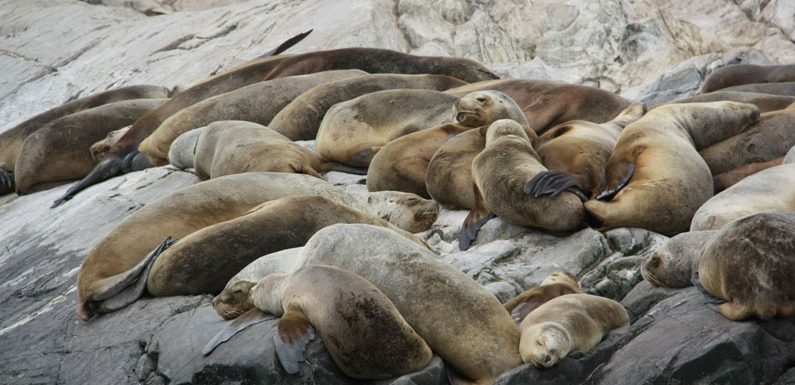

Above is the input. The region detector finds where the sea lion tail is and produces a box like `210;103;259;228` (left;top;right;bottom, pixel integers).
594;163;635;201
202;308;276;356
260;29;313;57
0;169;14;194
51;156;124;208
523;170;585;199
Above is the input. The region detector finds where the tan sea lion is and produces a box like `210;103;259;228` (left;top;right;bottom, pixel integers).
466;119;586;249
641;230;719;289
167;121;325;180
720;82;795;96
138;69;367;164
700;64;795;93
268;73;467;140
712;156;784;192
584;102;760;236
13;98;166;194
697;212;795;321
504;271;582;324
243;265;433;379
315;89;460;168
699;108;795;175
425;126;488;210
533;102;646;198
446;79;631;134
518;294;629;368
367;90;529;197
0;85;169;194
670;90;795;113
145;195;420;296
690;163;795;231
77;172;435;320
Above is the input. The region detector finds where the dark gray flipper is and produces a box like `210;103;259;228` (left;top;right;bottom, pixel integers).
121;151;153;172
523;170;585;198
202;308;276;356
263;29;313;57
274;320;316;375
691;271;726;305
324;163;368;175
459;185;495;251
0;169;14;193
51;156;123;208
595;163;636;201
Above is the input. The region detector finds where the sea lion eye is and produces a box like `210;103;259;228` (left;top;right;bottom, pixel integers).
476;96;488;103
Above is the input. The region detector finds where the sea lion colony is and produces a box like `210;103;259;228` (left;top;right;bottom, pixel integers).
1;35;794;382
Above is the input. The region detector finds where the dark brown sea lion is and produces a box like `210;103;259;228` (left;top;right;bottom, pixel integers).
700;64;795;93
720;82;795;96
670;90;795;113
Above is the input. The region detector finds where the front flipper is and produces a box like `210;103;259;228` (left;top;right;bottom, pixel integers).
595;163;635;201
202;308;276;356
260;29;313;57
51;156;123;208
459;186;495;251
0;169;14;194
274;304;316;375
523;170;584;199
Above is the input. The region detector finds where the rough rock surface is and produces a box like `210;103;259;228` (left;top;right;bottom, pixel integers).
2;0;795;384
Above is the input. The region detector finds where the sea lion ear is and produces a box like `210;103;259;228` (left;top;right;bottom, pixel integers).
202;308;275;356
274;305;315;374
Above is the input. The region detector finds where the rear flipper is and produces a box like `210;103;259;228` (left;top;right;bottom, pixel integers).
202;308;276;356
121;150;153;172
523;170;585;200
0;169;14;194
51;151;153;208
80;237;174;320
274;304;316;375
595;163;635;201
459;186;495;251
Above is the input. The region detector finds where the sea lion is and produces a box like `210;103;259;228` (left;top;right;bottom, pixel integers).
13;98;166;194
690;163;795;231
669;90;795;113
138;69;367;164
532;102;646;198
77;172;435;320
503;271;583;324
246;265;433;379
584;102;760;236
0;85;169;194
425;126;488;210
699;108;795;175
641;230;719;289
446;79;631;134
720;82;795;96
697;212;795;321
315;89;460;168
366;90;529;197
167;121;325;180
712;156;784;192
297;223;522;385
268;73;467;140
466;119;586;249
518;294;629;368
700;64;795;93
146;195;421;296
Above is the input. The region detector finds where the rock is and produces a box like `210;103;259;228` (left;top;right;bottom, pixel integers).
620;280;681;322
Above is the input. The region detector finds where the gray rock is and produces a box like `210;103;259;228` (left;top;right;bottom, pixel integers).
620;280;681;322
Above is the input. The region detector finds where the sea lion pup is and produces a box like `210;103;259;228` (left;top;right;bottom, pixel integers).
669;90;795;113
146;195;421;296
0;85;169;194
446;79;630;134
720;82;795;96
697;212;795;321
227;265;433;379
13;98;166;194
367;90;529;197
518;294;629;368
690;163;795;231
503;271;583;324
712;156;784;192
641;230;719;289
584;102;760;236
138;69;367;164
531;102;646;198
77;172;436;320
315;89;460;168
464;119;585;249
167;121;325;180
268;73;468;140
700;64;795;93
699;108;795;175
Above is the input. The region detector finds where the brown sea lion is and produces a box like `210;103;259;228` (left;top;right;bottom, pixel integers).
533;102;646;198
720;82;795;96
315;89;459;168
699;108;795;175
712;156;784;192
700;64;795;93
0;85;169;194
138;69;367;164
518;294;629;368
669;90;795;113
504;271;583;324
366;90;529;197
425;126;488;210
13;98;166;194
167;121;325;180
446;79;631;134
584;102;760;236
697;212;795;321
268;73;468;140
244;265;433;379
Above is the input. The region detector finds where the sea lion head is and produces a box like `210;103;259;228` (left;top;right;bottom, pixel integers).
212;280;257;320
437;59;500;83
366;191;440;233
250;273;289;316
520;321;572;368
540;271;580;289
485;119;531;145
454;90;528;128
90;126;132;161
641;233;709;289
